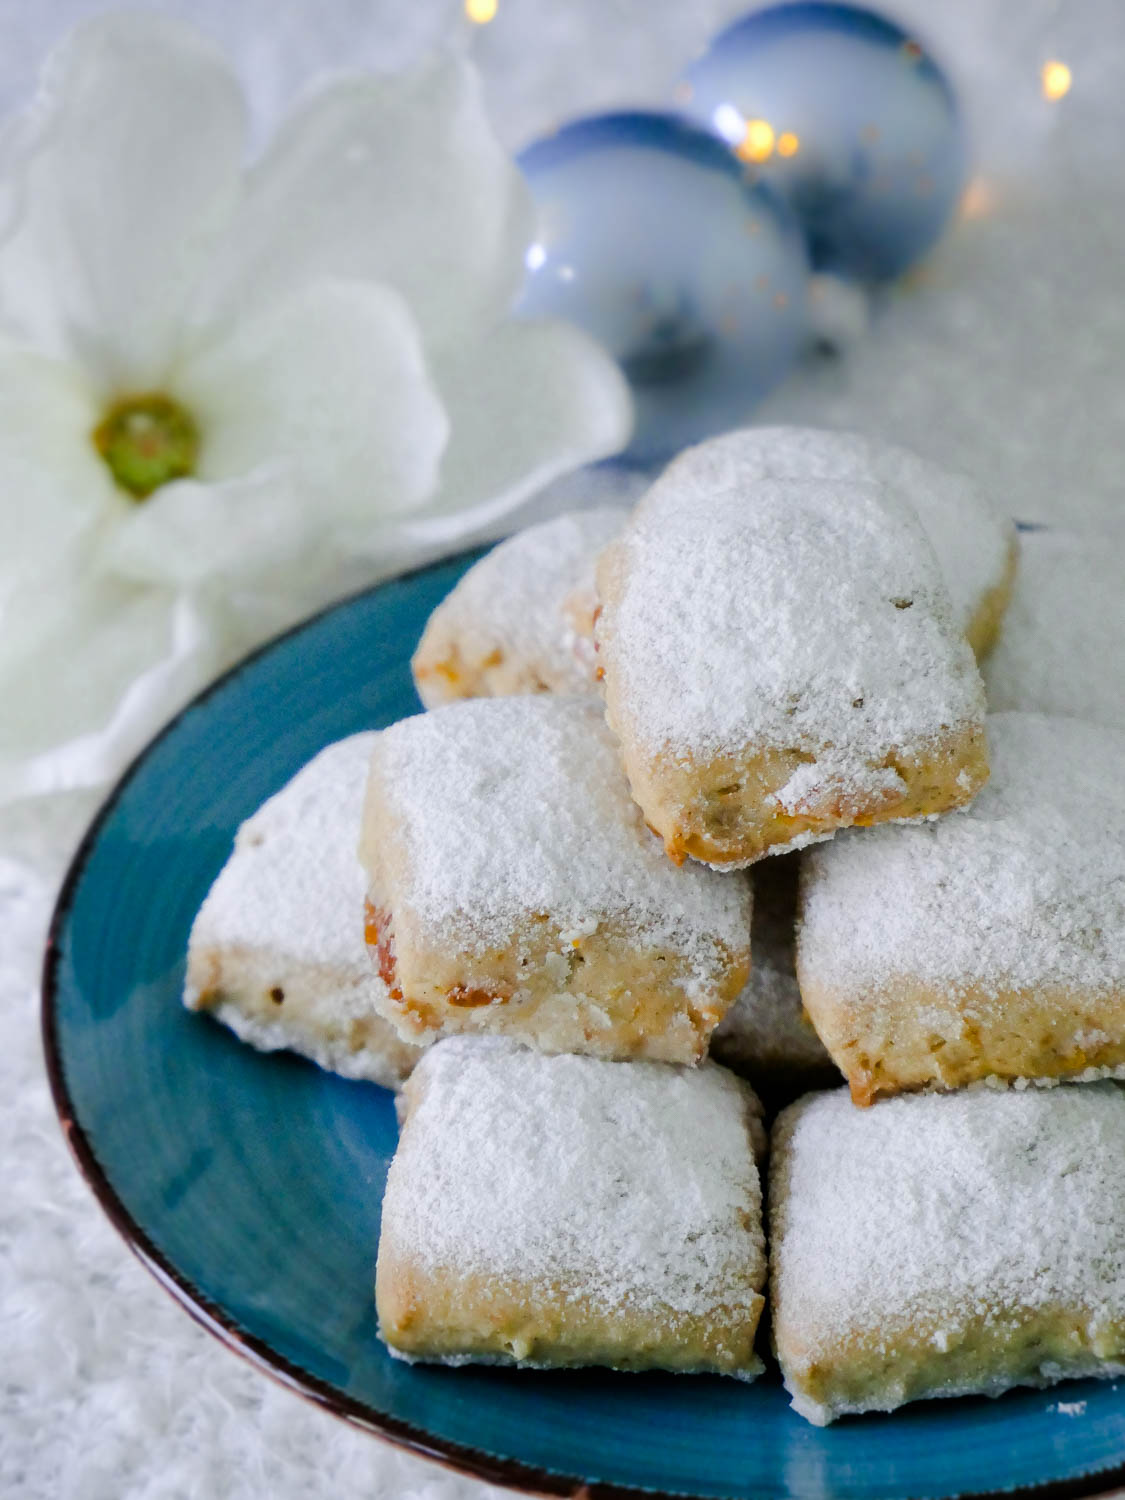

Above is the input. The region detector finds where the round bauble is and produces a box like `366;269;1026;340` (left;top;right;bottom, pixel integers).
517;112;809;463
679;3;966;281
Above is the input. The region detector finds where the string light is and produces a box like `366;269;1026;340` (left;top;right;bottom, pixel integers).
1041;60;1072;101
465;0;498;24
777;132;800;157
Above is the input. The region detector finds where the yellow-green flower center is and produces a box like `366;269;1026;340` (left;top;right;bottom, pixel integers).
92;393;200;500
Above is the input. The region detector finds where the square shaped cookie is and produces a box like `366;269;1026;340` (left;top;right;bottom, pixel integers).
377;1037;767;1376
797;711;1125;1103
360;695;751;1062
411;506;626;707
185;735;423;1088
770;1084;1125;1424
984;525;1125;728
595;469;988;868
653;427;1017;660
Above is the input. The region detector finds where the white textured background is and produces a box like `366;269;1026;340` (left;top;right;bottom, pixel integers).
2;1;1124;1496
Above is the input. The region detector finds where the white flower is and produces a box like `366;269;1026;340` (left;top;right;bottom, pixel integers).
0;13;631;804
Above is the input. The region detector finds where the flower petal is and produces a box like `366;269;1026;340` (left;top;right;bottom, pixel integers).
192;56;531;355
0;347;116;627
96;469;313;591
0;13;245;390
171;278;447;524
392;317;633;547
0;578;223;803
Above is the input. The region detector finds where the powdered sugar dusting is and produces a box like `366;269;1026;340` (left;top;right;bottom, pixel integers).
415;507;626;695
652;427;1015;638
772;1083;1125;1373
799;712;1125;1000
184;734;423;1086
190;735;377;973
772;758;906;817
206;991;416;1085
366;696;751;981
985;527;1125;728
385;1037;766;1320
601;474;986;778
971;1064;1125;1092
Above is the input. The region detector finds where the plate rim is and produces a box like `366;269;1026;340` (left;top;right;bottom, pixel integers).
36;553;1125;1500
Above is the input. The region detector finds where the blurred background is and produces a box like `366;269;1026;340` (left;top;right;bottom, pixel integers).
3;0;1124;529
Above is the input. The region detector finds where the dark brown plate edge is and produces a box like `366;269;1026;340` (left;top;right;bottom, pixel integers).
35;551;1125;1500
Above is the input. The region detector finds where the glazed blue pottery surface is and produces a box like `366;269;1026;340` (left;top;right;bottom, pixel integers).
517;113;809;465
680;3;965;281
44;548;1125;1499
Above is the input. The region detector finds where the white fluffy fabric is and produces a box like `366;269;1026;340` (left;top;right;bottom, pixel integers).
0;801;500;1500
3;1;1125;1497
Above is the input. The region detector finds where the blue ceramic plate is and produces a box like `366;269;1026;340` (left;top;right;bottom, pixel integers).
43;549;1125;1500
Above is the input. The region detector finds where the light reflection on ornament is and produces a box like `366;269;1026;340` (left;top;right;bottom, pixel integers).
713;102;746;145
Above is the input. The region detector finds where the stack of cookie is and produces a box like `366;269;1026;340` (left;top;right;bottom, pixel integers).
184;425;1125;1425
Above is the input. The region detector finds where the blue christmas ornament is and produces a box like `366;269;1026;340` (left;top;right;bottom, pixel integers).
678;3;966;282
517;112;809;465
